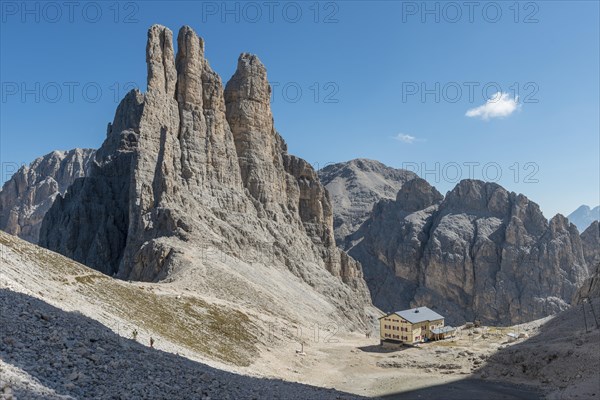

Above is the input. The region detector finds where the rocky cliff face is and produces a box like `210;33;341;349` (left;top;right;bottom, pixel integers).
349;178;592;325
573;263;600;303
0;149;95;244
580;221;600;268
573;222;600;303
38;25;372;329
318;159;417;245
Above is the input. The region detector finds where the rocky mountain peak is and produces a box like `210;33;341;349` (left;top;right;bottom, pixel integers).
442;179;509;216
146;24;177;97
348;159;391;172
348;177;593;325
227;53;271;103
318;159;418;244
224;52;292;214
581;221;600;267
0;148;96;244
225;53;272;112
549;213;577;234
175;25;205;106
35;24;372;330
395;177;443;212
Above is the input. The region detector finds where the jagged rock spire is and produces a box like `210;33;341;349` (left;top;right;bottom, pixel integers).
38;25;373;331
224;53;285;209
175;26;204;106
224;53;273;134
146;25;176;96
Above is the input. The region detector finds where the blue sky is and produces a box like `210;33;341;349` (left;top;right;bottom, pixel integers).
1;1;598;219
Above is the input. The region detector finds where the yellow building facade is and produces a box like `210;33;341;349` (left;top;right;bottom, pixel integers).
379;307;449;344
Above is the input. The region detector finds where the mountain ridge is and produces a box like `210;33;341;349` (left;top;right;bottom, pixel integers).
346;177;592;325
0;148;96;244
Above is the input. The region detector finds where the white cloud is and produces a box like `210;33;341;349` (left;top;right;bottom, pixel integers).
395;133;416;144
465;92;520;120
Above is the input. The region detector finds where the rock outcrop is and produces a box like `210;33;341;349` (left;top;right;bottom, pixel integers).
318;159;417;245
39;25;372;329
580;221;600;267
573;263;600;303
573;222;600;303
349;178;592;325
0;149;95;243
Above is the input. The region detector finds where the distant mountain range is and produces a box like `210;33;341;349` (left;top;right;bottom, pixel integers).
568;205;600;232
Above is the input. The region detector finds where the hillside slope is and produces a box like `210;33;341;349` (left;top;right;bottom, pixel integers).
479;297;600;400
0;231;363;399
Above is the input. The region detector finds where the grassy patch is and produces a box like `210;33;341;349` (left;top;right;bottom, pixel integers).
0;232;90;278
74;274;107;285
90;282;259;366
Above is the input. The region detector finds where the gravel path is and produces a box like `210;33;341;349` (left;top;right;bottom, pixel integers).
0;289;363;400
